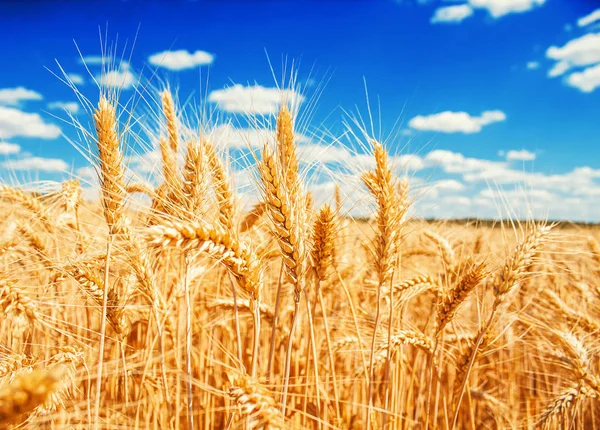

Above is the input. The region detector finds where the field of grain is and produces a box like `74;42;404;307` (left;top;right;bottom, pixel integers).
0;88;599;429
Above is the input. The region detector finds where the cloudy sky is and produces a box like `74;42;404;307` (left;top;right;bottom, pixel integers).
0;0;599;221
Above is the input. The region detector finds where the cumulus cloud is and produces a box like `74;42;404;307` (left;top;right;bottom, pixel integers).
431;5;474;23
148;49;214;70
566;63;600;92
0;106;61;139
506;149;536;161
409;110;506;133
433;179;466;191
424;149;504;173
578;9;600;28
0;142;20;155
546;33;600;77
468;0;546;18
0;87;43;106
209;84;304;114
48;101;80;114
67;73;85;85
97;69;137;90
2;156;68;172
80;56;130;69
526;61;540;70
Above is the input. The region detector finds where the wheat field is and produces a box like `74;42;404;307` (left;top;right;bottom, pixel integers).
0;86;599;429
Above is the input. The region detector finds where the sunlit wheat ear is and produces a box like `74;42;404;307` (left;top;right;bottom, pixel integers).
539;384;596;428
311;204;336;281
0;185;53;231
59;179;81;228
159;136;179;191
203;140;235;232
240;201;268;233
553;331;600;394
228;375;285;429
0;366;65;425
64;262;125;334
424;230;455;269
493;223;553;306
147;219;261;301
539;289;600;333
125;182;154;197
0;279;39;323
436;262;486;333
361;140;405;286
94;97;126;233
258;144;304;296
587;235;600;266
16;222;50;260
182;139;208;216
276;105;298;188
161;89;179;154
369;330;435;375
334;183;342;212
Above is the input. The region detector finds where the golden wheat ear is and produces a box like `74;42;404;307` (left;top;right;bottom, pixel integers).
93;97;126;233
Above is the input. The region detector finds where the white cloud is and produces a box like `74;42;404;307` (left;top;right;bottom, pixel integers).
80;56;130;68
433;179;466;192
48;101;80;114
208;84;304;114
2;156;68;172
566;63;600;92
0;87;43;106
424;149;504;173
468;0;546;18
297;143;353;165
506;149;536;161
546;33;600;77
526;61;540;70
67;73;84;85
97;69;137;90
148;49;214;70
409;110;506;133
396;154;425;171
431;5;474;23
0;106;61;139
0;142;20;155
578;9;600;27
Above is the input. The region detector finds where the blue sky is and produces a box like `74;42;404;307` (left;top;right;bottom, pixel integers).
0;0;599;221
